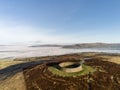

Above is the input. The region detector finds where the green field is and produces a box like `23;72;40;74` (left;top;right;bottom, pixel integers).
48;64;96;77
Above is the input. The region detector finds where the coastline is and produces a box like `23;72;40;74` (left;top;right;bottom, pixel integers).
0;45;120;60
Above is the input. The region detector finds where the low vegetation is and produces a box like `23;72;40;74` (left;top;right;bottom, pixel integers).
23;53;120;90
48;64;95;77
0;52;120;90
0;59;25;69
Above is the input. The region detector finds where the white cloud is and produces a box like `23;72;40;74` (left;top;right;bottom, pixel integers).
1;17;118;45
0;19;50;44
0;18;75;44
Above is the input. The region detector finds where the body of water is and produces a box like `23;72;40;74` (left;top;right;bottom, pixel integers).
0;45;120;59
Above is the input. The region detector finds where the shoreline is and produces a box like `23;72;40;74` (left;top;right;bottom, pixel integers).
0;45;120;60
0;51;120;60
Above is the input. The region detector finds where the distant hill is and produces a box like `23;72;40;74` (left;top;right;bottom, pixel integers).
62;43;120;49
29;43;120;50
30;44;62;47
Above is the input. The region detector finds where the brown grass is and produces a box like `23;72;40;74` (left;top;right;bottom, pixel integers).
0;60;26;69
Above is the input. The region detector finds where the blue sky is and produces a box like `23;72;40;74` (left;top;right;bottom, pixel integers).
0;0;120;44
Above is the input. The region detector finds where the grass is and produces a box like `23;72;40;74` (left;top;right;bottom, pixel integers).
48;64;95;77
0;59;26;69
100;56;120;64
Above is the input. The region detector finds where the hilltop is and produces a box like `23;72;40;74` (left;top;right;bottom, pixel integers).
0;52;120;90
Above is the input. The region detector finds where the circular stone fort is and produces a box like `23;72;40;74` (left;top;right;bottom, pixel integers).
59;61;83;73
47;59;88;77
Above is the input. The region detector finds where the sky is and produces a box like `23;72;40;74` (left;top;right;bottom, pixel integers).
0;0;120;44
